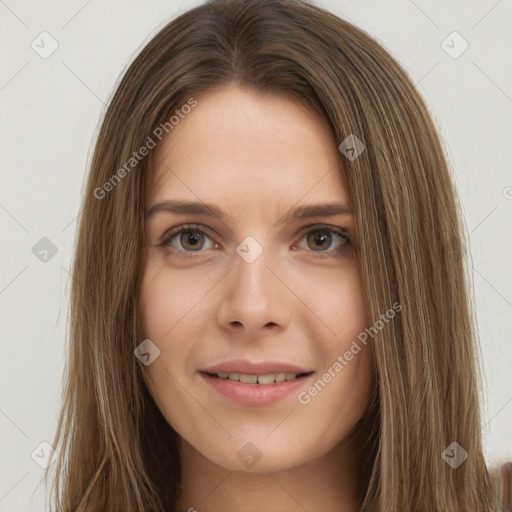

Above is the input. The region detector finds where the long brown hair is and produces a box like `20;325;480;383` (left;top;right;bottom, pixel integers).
43;0;499;509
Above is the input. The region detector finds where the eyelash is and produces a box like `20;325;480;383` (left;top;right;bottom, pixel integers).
158;223;351;260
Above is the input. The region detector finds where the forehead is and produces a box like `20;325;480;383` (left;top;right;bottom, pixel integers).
148;86;350;211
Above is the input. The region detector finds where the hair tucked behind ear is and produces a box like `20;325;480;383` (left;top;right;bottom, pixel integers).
43;0;499;510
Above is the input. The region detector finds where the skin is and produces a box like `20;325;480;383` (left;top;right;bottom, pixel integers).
138;84;374;512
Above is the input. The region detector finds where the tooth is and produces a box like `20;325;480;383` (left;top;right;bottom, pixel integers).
239;373;258;384
217;371;300;384
257;373;276;385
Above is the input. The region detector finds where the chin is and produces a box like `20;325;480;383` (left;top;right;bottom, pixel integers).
199;440;310;474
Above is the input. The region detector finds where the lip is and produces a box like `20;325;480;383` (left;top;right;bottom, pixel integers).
200;359;313;375
199;371;316;407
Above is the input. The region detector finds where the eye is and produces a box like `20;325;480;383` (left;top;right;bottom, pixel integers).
294;225;351;259
158;223;351;259
158;224;217;257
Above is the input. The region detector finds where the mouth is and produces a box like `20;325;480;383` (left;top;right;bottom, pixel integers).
200;370;315;385
199;369;316;406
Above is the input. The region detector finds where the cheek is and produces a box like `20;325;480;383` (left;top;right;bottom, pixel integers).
138;261;208;339
137;268;194;409
137;262;217;383
138;280;170;340
303;264;368;348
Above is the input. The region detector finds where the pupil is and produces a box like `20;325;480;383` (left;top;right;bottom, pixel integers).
183;232;203;249
310;231;331;250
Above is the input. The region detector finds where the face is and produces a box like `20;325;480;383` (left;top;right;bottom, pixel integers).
138;85;374;473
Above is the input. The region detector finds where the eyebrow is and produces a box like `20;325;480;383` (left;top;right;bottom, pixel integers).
147;200;353;223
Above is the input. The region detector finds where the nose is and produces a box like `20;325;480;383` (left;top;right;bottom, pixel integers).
216;243;293;335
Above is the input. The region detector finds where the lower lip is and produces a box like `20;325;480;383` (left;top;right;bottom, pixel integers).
199;372;315;407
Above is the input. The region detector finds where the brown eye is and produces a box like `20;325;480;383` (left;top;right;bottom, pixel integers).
159;224;216;255
297;226;351;258
306;230;333;251
158;223;351;259
178;231;206;251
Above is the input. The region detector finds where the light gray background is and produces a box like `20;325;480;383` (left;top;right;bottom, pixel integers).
1;0;511;510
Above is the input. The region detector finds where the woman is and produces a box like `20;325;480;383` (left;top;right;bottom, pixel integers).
44;0;499;510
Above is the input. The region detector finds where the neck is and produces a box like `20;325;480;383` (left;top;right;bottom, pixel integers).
174;436;362;512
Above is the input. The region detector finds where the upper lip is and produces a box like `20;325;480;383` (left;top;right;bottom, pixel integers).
200;359;314;375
